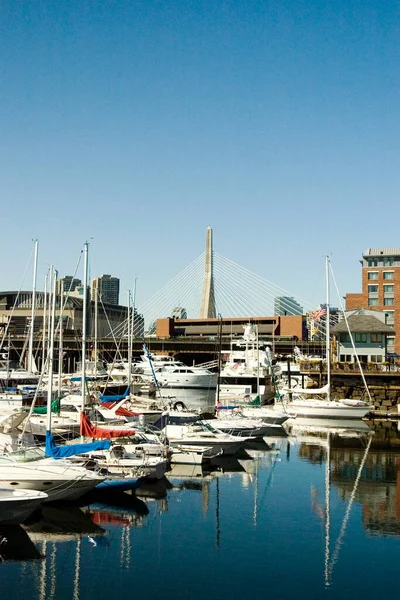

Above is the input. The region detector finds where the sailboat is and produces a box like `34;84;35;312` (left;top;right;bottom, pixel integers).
281;257;372;419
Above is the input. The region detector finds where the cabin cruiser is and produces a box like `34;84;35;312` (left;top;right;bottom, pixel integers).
132;352;184;376
0;363;39;389
151;411;250;456
0;447;105;501
205;412;284;438
153;364;217;389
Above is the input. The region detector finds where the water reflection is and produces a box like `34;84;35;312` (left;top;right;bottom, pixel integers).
0;525;43;561
3;420;400;598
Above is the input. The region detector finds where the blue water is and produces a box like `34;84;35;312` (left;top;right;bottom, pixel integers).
1;429;400;600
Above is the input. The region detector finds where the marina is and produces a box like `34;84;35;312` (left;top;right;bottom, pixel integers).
1;0;398;597
1;419;400;598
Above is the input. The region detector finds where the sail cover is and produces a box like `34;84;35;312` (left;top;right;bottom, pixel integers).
100;387;130;402
33;398;60;414
100;402;140;417
80;413;136;439
45;431;110;459
281;383;330;395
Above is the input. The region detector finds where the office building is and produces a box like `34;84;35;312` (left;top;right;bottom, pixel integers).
91;274;120;306
56;276;82;295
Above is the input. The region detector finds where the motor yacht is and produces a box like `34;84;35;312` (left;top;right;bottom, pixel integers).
152;411;250;456
0;447;105;502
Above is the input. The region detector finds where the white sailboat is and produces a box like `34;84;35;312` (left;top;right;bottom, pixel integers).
281;257;372;419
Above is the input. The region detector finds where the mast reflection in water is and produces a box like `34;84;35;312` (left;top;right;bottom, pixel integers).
2;421;400;599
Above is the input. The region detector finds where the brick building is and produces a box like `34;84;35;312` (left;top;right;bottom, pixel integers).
346;248;399;355
156;315;307;341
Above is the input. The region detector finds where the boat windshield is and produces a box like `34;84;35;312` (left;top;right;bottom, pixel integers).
0;447;45;463
168;415;199;425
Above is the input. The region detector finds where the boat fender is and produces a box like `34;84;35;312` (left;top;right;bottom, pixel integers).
173;401;187;411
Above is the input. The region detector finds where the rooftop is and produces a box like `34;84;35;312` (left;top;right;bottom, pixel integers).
364;248;400;257
332;311;395;334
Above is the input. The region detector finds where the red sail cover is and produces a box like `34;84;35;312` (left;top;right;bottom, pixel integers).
80;413;135;439
101;402;140;417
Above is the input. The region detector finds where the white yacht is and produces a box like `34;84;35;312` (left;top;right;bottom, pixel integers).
152;411;250;456
74;446;168;480
0;447;105;501
134;354;218;412
152;363;217;390
205;413;284;438
133;352;183;376
218;325;277;404
0;364;39;388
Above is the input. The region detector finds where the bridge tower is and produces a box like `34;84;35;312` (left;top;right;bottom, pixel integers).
199;226;216;318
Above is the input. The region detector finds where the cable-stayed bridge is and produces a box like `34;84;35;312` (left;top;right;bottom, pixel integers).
112;227;331;339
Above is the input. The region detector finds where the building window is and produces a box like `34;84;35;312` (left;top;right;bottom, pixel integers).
370;355;383;363
368;298;378;306
387;336;395;352
340;354;353;362
383;258;394;266
368;272;379;280
368;259;378;267
384;298;394;306
383;285;394;293
370;333;383;343
383;271;394;280
340;333;350;343
385;311;395;325
368;285;379;293
354;333;367;343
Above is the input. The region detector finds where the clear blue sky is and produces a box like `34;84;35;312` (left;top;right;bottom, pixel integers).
1;0;399;310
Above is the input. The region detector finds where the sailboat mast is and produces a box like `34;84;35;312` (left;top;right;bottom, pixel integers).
28;239;38;373
256;324;260;398
81;242;88;411
46;268;57;433
57;279;64;399
127;290;132;390
325;255;331;402
94;280;98;378
42;270;48;372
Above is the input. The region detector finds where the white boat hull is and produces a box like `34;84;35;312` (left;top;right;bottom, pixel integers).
0;464;104;502
0;489;48;524
282;399;372;419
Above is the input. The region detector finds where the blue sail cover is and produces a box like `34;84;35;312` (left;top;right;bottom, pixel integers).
100;387;129;402
45;431;110;459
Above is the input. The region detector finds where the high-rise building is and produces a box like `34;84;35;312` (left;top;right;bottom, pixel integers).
274;296;303;316
56;276;82;295
91;274;120;305
346;248;399;355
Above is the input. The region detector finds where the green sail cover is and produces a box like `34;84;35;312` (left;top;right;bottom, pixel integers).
248;395;261;406
32;398;61;414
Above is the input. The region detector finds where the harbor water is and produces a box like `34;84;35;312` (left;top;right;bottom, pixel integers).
1;420;400;599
